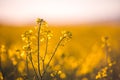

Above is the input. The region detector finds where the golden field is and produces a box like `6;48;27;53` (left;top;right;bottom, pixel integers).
0;22;120;80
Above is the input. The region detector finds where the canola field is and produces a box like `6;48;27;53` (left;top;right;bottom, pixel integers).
0;20;120;80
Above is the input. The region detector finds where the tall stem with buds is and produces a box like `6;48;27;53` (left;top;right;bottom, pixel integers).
37;19;43;79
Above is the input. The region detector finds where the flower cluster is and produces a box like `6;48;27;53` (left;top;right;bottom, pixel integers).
96;36;115;80
59;31;72;46
61;31;72;39
35;18;53;43
95;61;115;80
21;30;34;54
101;36;111;52
96;67;108;79
21;30;33;43
50;70;66;79
20;18;72;80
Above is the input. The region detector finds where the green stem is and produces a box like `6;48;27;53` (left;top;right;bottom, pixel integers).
105;40;108;80
105;41;108;66
26;55;29;79
29;53;39;80
27;37;39;80
38;19;43;78
43;37;48;71
42;37;65;77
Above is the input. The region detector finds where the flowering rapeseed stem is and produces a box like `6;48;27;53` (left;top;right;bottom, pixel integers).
21;18;72;80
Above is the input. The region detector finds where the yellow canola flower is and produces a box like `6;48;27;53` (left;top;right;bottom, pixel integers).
58;70;62;75
101;36;109;42
60;73;66;79
50;73;54;77
0;45;6;52
16;77;24;80
18;61;26;73
96;73;101;79
0;72;3;80
82;77;88;80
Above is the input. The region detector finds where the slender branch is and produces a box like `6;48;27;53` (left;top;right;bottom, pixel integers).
27;36;39;80
43;37;48;71
29;53;39;80
104;39;109;80
42;37;65;77
26;55;29;79
105;41;108;66
38;19;43;78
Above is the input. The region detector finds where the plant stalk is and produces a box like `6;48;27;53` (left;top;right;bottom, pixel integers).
43;37;48;71
38;19;43;79
42;37;65;77
29;53;39;80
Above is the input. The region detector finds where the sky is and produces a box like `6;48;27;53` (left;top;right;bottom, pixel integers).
0;0;120;25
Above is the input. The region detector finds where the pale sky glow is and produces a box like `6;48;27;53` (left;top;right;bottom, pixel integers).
0;0;120;25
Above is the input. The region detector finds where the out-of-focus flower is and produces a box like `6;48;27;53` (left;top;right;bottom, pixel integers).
46;30;53;39
21;30;33;43
101;36;109;42
60;72;66;79
0;72;3;80
96;72;101;79
36;18;41;24
50;73;54;77
59;31;72;46
58;70;62;75
40;30;53;42
82;77;88;80
0;45;6;52
96;67;108;79
36;18;47;27
61;31;72;39
16;77;24;80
